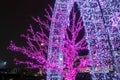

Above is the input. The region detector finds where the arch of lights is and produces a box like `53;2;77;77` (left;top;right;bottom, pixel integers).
47;0;120;80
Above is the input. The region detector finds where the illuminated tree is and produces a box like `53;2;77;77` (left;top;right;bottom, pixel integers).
8;6;89;80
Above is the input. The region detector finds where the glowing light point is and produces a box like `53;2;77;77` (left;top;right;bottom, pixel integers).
40;43;44;46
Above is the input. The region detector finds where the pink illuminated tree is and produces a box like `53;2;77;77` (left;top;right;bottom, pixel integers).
8;6;90;80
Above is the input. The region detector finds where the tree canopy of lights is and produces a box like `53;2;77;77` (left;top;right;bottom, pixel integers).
8;5;90;80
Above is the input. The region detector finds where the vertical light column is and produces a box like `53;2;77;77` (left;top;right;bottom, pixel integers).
47;0;74;80
77;0;114;79
98;0;120;79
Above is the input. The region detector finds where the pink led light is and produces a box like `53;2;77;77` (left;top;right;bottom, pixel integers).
8;6;90;80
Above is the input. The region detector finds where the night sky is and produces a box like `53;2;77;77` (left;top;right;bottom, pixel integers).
0;0;55;68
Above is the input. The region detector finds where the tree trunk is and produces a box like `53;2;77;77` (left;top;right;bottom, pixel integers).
65;76;75;80
64;72;76;80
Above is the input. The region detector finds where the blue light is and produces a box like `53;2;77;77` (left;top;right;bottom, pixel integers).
3;62;7;65
0;61;7;68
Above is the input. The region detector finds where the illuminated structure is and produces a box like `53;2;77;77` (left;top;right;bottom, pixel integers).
48;0;120;80
47;0;75;80
8;0;89;80
77;0;120;79
8;0;120;80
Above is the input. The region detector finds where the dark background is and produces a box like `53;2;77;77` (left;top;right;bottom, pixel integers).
0;0;55;68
